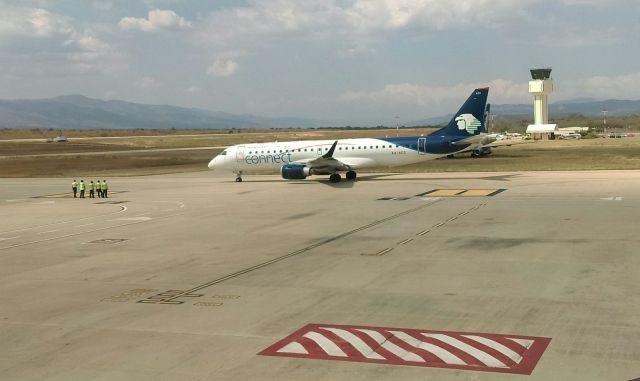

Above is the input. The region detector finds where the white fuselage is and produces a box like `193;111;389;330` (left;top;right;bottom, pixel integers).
208;137;453;173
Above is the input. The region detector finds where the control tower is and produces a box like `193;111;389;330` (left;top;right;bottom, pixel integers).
526;67;557;139
529;68;553;124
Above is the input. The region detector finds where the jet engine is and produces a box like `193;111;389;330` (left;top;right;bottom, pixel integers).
471;147;493;157
281;164;311;179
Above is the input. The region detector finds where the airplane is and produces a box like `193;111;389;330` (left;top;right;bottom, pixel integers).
208;87;492;183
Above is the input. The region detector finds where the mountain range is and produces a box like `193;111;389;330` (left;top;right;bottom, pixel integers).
1;95;640;129
0;95;329;130
406;99;640;126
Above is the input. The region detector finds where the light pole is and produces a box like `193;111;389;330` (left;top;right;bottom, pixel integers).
602;109;608;133
395;115;400;137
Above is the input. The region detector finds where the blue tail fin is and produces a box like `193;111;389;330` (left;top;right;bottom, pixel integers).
435;88;489;137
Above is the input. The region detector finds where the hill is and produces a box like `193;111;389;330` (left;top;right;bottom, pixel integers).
407;99;640;126
0;95;329;130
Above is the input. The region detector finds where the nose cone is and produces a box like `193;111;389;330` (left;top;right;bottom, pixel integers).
208;157;217;170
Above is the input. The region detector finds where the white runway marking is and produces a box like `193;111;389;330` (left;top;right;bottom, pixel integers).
600;196;623;201
462;335;523;363
508;338;534;349
0;236;20;241
390;331;466;365
277;342;308;355
356;329;425;362
77;223;94;227
5;199;26;203
422;333;507;368
0;212;184;251
319;327;385;360
38;230;57;234
302;332;347;357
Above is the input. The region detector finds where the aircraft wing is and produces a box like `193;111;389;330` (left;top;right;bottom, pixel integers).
454;137;531;155
483;139;531;148
294;141;353;173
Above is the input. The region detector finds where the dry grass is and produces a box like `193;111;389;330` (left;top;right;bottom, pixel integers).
0;129;639;177
0;149;219;177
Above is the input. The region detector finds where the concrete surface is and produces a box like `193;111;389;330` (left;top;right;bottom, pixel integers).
0;171;639;380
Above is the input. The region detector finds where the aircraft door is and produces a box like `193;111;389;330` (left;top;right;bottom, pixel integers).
236;145;245;164
317;146;323;156
418;138;427;155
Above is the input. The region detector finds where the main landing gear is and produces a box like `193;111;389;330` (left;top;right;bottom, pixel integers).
235;171;243;182
329;170;357;183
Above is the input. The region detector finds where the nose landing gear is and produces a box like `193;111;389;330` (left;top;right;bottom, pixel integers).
234;171;243;182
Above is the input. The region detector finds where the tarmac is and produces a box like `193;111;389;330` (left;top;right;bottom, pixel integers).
0;170;639;381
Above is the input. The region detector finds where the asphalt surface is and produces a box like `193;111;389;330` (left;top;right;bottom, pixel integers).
0;171;639;380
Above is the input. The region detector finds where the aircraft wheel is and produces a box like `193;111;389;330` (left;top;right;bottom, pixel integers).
346;170;357;181
235;177;243;182
329;173;342;183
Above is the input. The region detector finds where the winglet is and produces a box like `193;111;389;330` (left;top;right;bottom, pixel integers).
323;141;338;158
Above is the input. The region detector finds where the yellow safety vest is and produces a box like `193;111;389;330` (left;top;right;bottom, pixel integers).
79;182;85;191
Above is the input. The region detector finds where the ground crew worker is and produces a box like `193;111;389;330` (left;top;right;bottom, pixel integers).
89;181;96;198
79;180;86;198
96;180;102;198
101;180;108;198
72;180;78;198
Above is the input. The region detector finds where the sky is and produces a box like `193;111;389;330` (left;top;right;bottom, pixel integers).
1;0;639;125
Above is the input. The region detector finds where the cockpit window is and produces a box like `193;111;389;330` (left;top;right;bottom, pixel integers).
220;150;228;156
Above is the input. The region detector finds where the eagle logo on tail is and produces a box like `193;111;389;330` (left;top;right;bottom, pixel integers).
455;114;481;135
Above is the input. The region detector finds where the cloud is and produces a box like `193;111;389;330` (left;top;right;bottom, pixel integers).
119;9;191;32
534;26;623;48
341;79;528;106
207;58;238;77
135;76;161;88
0;6;73;37
564;72;640;100
198;0;535;48
186;85;200;93
0;5;123;75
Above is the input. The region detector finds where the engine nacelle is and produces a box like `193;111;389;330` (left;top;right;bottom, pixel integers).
281;164;311;180
480;135;497;145
471;147;493;157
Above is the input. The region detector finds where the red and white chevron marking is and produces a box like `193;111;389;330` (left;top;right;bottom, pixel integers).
259;324;551;375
